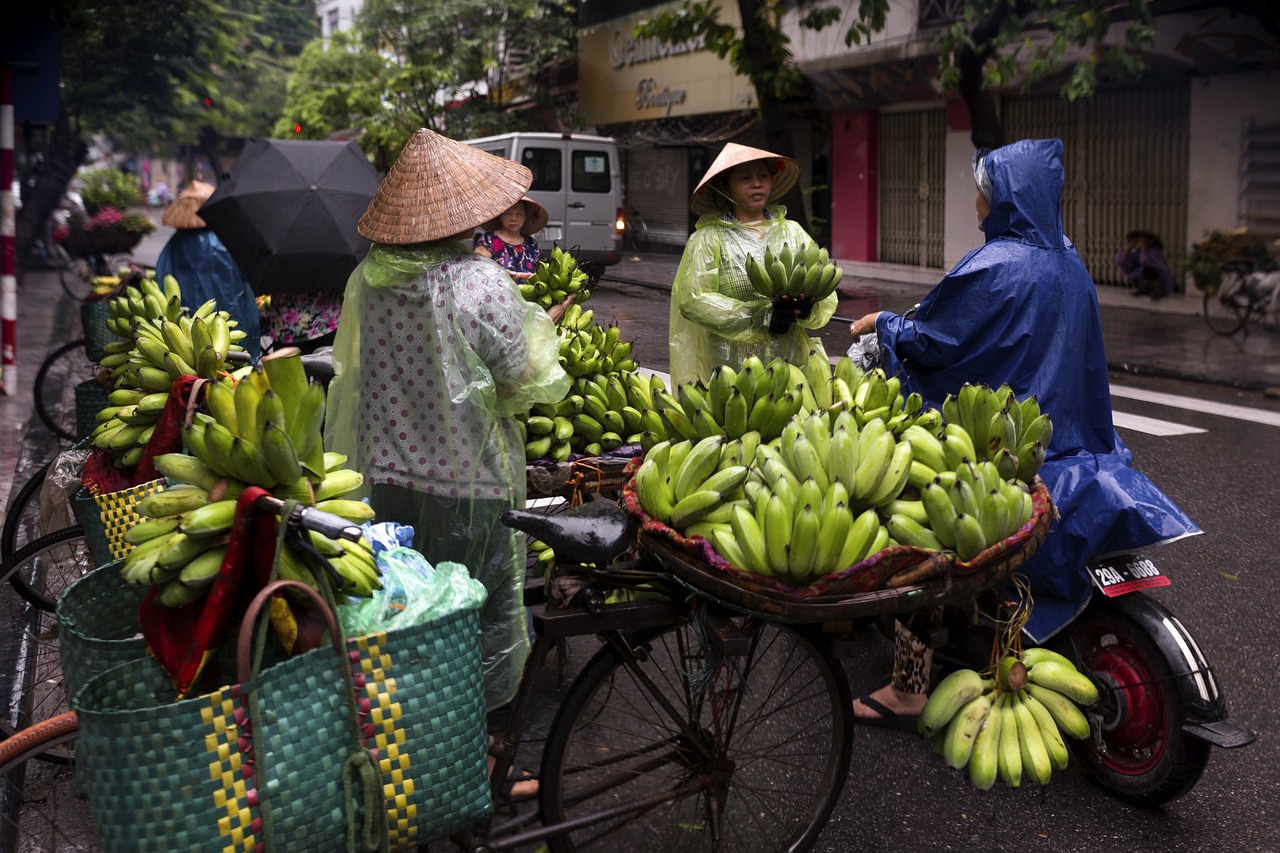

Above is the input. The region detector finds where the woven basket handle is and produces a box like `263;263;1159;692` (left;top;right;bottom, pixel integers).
236;579;341;685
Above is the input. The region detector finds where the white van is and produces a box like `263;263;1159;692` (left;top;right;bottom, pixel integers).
463;132;623;271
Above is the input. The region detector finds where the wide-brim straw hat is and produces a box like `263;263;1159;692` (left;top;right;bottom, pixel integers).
161;180;216;229
484;196;549;236
358;129;533;244
690;142;800;216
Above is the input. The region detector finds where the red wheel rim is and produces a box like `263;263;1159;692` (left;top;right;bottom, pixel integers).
1073;623;1169;775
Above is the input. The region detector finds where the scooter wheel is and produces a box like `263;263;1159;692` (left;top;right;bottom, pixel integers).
1051;599;1211;807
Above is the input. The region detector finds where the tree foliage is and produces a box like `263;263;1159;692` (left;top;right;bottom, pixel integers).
637;0;1162;151
274;0;578;166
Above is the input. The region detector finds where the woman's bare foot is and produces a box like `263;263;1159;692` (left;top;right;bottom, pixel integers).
853;683;928;720
488;754;539;798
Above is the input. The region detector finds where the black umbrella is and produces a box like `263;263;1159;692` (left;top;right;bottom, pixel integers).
199;138;382;295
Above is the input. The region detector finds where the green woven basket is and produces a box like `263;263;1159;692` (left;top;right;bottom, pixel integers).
73;580;387;853
70;487;113;569
56;560;149;705
349;606;492;850
74;379;111;441
80;299;114;364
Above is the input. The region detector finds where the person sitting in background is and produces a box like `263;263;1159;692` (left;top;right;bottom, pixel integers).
156;181;262;361
1115;229;1174;300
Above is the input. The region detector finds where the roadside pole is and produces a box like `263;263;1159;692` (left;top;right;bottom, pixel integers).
1;63;14;395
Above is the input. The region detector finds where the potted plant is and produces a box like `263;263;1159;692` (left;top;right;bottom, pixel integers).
55;206;156;257
1183;228;1274;294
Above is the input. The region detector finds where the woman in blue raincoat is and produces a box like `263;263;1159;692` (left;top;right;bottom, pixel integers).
847;138;1199;724
156;181;262;361
325;129;570;716
668;143;838;387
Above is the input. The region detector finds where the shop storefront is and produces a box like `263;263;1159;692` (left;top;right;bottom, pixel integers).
577;0;762;247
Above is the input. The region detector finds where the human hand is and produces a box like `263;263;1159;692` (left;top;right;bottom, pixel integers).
509;270;533;281
792;295;815;320
547;293;577;323
849;312;882;338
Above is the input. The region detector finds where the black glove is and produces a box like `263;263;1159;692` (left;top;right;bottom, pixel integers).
768;300;798;335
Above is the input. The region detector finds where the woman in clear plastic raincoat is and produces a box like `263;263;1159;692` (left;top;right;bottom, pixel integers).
847;138;1200;723
325;129;570;713
668;143;838;388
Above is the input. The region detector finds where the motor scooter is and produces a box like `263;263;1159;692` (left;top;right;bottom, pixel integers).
928;548;1256;807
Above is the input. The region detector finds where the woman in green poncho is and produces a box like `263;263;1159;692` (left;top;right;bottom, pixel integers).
668;143;838;387
325;129;571;716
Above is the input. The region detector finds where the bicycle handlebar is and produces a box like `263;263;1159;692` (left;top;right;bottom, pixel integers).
252;493;364;543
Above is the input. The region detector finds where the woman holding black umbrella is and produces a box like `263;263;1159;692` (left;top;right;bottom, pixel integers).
325;129;570;729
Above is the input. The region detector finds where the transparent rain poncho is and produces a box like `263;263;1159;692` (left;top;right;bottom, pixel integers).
668;207;838;388
326;240;570;708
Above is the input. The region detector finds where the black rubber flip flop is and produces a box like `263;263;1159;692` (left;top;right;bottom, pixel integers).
852;694;920;732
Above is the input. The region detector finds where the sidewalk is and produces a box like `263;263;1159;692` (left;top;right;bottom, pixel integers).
599;251;1280;392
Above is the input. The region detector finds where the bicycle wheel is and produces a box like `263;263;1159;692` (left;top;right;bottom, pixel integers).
1202;272;1252;335
0;712;94;852
1;526;94;612
57;249;95;302
34;340;99;442
1;462;52;560
539;616;853;852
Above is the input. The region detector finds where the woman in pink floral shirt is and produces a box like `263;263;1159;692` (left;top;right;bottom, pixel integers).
473;196;547;280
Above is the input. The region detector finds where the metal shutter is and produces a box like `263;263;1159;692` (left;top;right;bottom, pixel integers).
1240;120;1280;243
623;147;691;247
878;109;947;268
1004;82;1189;290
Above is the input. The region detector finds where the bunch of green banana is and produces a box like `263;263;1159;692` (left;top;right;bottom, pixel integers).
523;370;663;461
120;453;379;607
554;305;636;379
518;246;592;310
942;383;1053;483
902;458;1035;560
101;272;183;342
743;240;843;301
89;299;246;469
918;649;1098;789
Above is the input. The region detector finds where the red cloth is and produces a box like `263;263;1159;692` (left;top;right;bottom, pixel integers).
138;486;279;697
80;449;133;496
133;374;199;486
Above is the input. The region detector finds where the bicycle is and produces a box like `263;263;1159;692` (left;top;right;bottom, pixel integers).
1202;265;1280;336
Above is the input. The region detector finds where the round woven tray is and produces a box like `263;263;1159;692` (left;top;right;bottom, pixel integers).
629;475;1054;624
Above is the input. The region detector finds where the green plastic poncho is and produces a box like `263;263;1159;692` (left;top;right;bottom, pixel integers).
668;207;838;387
326;241;570;709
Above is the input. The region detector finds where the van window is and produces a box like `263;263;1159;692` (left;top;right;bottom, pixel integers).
522;148;562;192
572;151;612;193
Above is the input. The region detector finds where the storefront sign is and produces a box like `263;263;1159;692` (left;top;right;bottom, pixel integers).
578;0;755;125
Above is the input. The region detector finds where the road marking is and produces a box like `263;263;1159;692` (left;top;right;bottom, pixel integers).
1112;411;1206;436
1111;384;1280;428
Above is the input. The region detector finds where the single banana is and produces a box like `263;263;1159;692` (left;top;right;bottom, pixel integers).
178;500;239;536
996;693;1023;788
1013;690;1054;785
1026;660;1099;706
919;668;987;738
1021;689;1071;771
967;694;1003;790
943;691;994;770
670;489;725;530
1023;683;1092;741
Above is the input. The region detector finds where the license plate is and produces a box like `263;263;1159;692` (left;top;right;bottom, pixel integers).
1089;555;1171;597
538;226;563;243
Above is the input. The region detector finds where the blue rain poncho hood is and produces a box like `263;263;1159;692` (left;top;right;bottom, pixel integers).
875;138;1199;640
155;229;262;361
668;208;838;388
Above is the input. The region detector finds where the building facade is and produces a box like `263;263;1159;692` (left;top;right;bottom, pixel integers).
575;0;1280;291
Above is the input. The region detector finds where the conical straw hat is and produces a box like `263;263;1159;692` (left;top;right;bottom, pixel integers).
483;196;550;236
690;143;800;216
358;129;533;244
161;180;216;229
